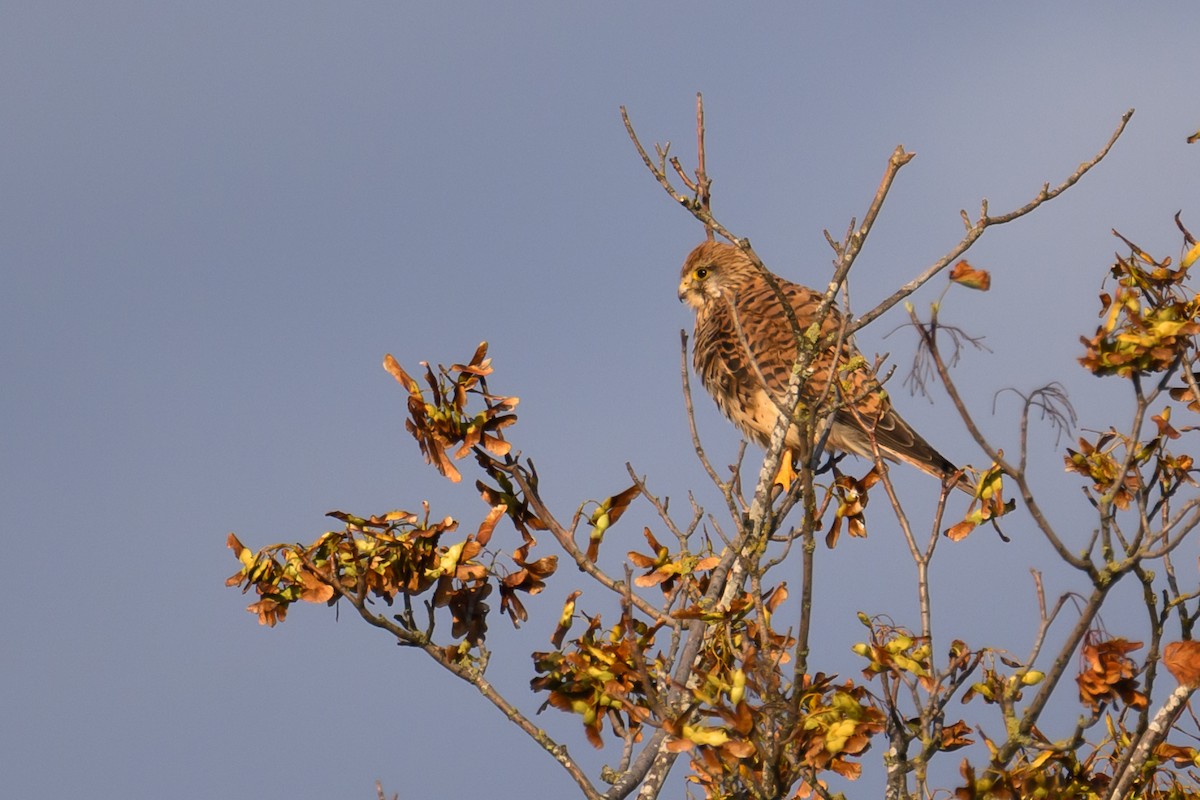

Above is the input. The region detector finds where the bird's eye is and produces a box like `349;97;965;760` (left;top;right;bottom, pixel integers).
694;267;710;280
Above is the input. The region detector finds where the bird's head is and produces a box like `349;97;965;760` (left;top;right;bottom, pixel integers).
677;241;754;309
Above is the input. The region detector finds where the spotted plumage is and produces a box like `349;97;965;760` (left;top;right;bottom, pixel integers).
678;241;961;488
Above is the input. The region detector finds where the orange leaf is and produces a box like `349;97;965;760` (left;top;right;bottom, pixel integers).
949;260;991;291
944;520;976;541
298;570;335;603
665;737;693;753
450;341;491;375
475;504;507;547
247;596;287;627
1164;640;1200;688
382;353;419;393
626;551;658;569
721;739;755;758
764;583;788;613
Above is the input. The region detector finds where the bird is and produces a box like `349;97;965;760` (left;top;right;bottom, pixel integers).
677;240;963;491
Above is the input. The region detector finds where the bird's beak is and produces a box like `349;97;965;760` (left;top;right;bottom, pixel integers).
677;278;689;303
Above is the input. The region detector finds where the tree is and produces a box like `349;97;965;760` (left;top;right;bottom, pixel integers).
226;96;1200;799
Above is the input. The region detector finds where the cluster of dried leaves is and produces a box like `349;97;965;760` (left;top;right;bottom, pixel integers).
1069;228;1200;511
531;611;661;748
674;671;884;800
670;591;886;796
1079;228;1200;379
383;342;517;483
1076;636;1148;713
227;346;557;659
531;506;887;796
225;500;552;648
953;718;1200;800
912;631;1200;799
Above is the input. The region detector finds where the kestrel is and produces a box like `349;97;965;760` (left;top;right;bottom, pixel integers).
678;241;961;489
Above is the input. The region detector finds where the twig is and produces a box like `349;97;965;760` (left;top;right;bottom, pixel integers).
853;110;1133;334
508;465;673;625
349;596;604;800
679;331;741;520
912;304;1091;573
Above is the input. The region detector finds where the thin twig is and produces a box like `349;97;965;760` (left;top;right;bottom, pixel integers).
350;596;604;800
853;110;1133;334
508;465;673;625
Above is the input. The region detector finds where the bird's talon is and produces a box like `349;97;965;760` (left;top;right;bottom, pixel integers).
773;450;799;492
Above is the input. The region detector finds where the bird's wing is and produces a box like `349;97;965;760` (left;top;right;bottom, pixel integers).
732;275;853;410
737;276;958;478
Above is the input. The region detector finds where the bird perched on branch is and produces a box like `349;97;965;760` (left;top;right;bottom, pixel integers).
677;240;962;491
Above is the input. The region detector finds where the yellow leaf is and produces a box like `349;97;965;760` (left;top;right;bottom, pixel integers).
558;591;579;626
1183;240;1200;269
825;719;858;753
729;669;746;705
683;724;729;747
433;541;466;576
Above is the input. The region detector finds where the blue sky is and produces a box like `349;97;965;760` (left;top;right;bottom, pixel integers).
3;4;1200;798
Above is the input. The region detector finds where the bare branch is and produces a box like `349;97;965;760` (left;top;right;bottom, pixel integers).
912;303;1092;572
349;596;604;800
853;109;1133;333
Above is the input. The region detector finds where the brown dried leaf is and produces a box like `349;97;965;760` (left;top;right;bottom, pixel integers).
944;520;977;541
1156;740;1199;766
298;570;335;603
1077;636;1147;711
450;341;490;376
940;719;975;751
226;532;247;556
606;484;641;526
1152;407;1181;439
382;353;419;393
721;739;755;758
474;504;507;548
247;596;287;627
764;582;788;614
1164;640;1200;688
626;550;658;569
